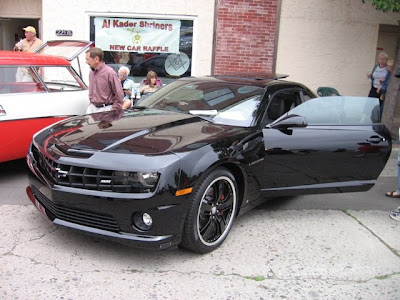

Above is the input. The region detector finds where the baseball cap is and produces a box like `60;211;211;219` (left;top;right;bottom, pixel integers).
23;26;36;34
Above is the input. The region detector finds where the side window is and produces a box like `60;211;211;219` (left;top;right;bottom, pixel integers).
264;90;301;123
289;96;381;125
0;66;43;94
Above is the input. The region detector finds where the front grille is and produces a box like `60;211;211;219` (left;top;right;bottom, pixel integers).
31;145;150;193
31;185;120;232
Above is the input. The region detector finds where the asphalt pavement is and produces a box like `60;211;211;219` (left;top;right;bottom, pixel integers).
0;149;399;299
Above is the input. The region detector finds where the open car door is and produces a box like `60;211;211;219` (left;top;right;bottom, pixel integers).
260;96;392;197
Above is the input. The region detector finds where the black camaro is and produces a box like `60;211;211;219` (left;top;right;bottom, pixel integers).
26;75;392;253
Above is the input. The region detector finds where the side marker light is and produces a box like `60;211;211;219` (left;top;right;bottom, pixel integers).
175;187;193;196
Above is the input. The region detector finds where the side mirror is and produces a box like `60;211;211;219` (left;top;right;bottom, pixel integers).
267;114;308;129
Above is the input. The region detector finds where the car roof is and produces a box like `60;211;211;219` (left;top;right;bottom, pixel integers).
0;51;71;66
215;74;289;86
178;74;290;88
176;75;316;97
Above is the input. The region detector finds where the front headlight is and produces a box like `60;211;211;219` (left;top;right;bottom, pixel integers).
137;172;159;187
114;171;159;192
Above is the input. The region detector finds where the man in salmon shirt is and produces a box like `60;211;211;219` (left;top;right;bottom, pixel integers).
85;47;124;114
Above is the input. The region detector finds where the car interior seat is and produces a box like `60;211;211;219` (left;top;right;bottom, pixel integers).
268;99;286;121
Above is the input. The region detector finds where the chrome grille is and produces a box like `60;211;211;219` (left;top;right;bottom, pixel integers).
31;186;120;232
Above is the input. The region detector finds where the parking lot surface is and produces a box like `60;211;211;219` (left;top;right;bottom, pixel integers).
0;150;399;299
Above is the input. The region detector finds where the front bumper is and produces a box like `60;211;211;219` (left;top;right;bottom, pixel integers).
26;151;189;250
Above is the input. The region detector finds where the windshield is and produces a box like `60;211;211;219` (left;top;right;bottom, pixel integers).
137;80;265;127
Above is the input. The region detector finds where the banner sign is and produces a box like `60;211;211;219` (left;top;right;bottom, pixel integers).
94;17;181;53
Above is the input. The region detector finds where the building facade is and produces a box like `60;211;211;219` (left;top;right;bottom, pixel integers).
276;0;400;97
214;0;279;75
1;0;399;97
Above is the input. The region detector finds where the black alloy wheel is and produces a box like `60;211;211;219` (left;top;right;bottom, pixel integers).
180;168;238;253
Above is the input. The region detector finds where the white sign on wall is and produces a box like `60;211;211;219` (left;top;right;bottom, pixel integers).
94;17;181;53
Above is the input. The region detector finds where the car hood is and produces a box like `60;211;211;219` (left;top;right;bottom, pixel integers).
38;109;238;157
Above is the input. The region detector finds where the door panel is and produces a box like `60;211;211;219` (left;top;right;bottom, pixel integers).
259;125;391;196
255;96;392;196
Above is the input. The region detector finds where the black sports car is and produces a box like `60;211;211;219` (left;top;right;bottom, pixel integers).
26;75;392;253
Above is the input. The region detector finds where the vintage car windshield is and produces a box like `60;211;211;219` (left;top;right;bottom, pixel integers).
138;81;266;127
287;96;381;125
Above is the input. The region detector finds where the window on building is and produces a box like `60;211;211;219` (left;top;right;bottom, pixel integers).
89;17;193;84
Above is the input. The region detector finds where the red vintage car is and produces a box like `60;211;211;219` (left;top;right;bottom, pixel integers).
0;40;92;163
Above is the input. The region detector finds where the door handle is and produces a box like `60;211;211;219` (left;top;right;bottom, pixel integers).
367;136;384;144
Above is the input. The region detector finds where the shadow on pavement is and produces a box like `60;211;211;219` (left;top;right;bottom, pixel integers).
0;158;29;176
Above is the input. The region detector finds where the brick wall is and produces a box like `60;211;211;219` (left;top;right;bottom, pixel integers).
214;0;279;75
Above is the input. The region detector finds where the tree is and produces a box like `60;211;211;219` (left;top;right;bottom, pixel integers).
382;40;400;140
362;0;400;12
363;0;400;139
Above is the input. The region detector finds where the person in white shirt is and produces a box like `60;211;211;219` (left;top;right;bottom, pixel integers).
118;66;138;109
367;51;389;99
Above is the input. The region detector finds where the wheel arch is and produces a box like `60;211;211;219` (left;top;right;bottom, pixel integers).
189;159;246;216
216;162;246;216
178;147;247;215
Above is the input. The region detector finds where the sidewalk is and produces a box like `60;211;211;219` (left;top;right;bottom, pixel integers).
0;150;399;299
1;205;399;299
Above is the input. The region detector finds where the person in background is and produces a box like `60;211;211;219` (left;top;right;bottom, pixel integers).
85;47;124;114
13;26;42;53
118;66;138;110
367;51;388;99
378;59;394;97
139;70;162;97
14;26;43;82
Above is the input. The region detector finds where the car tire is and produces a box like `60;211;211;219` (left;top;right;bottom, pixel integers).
180;167;238;253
